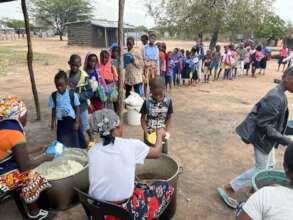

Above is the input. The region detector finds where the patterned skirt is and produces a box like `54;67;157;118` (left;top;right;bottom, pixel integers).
107;181;174;220
0;169;51;204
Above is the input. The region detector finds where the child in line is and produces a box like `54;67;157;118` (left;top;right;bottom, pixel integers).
140;76;173;154
111;43;120;70
236;44;246;76
230;45;238;79
250;46;257;77
159;43;167;76
99;50;119;112
217;46;227;80
172;48;181;87
49;70;86;148
179;49;185;83
181;50;193;86
223;46;233;80
190;47;200;86
254;45;263;75
166;51;175;92
278;45;289;72
203;50;212;83
84;53;107;112
68;54;94;146
211;45;221;80
244;47;251;75
260;46;271;75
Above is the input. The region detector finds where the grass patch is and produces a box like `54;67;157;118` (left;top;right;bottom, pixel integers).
0;46;57;76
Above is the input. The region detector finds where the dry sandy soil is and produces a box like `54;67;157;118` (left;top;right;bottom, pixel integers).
0;38;291;220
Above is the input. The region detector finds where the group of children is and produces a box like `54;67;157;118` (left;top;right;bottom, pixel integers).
48;49;173;152
48;35;286;152
156;41;273;89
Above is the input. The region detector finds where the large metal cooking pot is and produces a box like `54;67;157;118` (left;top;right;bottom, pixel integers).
136;154;183;219
37;148;89;210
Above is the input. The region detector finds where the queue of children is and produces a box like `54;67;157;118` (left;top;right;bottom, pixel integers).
154;41;273;88
48;34;173;155
47;33;282;157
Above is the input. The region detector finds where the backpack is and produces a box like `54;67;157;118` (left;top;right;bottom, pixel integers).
51;90;75;109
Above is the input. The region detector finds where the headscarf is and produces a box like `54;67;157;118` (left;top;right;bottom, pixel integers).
99;50;118;81
90;109;120;136
83;52;100;72
0;96;27;121
84;52;107;92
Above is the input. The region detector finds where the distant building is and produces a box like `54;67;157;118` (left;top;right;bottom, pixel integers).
65;19;136;48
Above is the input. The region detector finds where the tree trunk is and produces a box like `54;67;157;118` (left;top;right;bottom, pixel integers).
198;32;203;41
59;33;63;41
209;29;219;50
21;0;41;120
117;0;125;118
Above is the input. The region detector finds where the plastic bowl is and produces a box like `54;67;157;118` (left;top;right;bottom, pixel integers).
252;169;290;192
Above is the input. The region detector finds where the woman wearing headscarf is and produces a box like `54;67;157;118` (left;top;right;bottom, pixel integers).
88;109;174;220
0;96;54;219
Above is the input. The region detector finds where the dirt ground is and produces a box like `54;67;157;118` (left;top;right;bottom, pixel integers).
0;39;291;220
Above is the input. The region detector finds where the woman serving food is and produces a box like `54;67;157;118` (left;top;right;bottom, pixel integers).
0;96;54;220
88;109;174;220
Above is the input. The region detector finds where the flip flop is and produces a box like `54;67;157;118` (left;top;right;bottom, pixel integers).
217;186;238;209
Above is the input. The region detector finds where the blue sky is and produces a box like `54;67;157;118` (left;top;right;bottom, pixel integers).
0;0;292;28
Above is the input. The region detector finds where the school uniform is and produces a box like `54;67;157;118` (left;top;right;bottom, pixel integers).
166;59;175;86
48;89;86;148
68;70;93;132
182;58;193;79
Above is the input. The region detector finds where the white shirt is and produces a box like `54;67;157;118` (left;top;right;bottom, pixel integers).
243;186;293;220
88;137;150;202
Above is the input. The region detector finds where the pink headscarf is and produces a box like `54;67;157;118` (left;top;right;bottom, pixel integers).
83;52;100;72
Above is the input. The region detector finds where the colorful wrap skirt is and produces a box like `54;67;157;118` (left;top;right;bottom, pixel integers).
143;60;158;84
107;181;174;220
0;169;51;204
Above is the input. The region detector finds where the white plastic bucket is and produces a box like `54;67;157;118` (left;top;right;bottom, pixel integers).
127;108;141;126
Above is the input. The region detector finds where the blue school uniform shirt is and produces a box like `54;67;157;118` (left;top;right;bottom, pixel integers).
48;89;80;121
182;58;193;74
262;47;271;58
167;59;176;77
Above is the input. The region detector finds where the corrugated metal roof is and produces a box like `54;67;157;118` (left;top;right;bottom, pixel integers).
0;0;16;3
0;24;14;30
65;19;135;29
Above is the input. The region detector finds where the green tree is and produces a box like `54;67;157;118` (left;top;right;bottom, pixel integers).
255;15;287;40
146;0;274;48
30;0;93;40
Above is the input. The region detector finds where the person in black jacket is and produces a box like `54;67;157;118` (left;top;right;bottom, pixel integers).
219;66;293;204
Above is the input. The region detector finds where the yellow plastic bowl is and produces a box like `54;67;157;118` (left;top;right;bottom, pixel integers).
147;132;157;145
147;132;168;145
